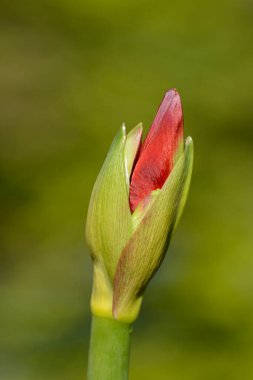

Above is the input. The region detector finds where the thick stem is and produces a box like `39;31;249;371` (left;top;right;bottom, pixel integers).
87;315;132;380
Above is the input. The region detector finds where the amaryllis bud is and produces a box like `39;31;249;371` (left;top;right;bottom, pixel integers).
86;89;193;323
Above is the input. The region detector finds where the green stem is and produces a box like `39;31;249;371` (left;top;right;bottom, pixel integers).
87;315;132;380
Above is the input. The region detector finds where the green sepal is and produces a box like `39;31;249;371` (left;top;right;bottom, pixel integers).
86;125;132;318
124;123;143;191
173;136;194;231
113;137;194;322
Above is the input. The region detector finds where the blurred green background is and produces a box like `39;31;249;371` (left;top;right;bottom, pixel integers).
0;0;253;379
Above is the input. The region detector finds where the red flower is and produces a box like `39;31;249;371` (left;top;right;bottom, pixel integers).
129;89;184;212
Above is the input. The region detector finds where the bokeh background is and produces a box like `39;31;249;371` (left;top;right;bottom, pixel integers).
1;0;253;379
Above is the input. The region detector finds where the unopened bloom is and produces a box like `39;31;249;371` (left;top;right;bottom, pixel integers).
86;89;193;323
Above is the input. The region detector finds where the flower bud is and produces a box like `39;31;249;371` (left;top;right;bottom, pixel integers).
86;89;193;323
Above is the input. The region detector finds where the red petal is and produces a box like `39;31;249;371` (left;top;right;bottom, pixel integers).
129;89;184;213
